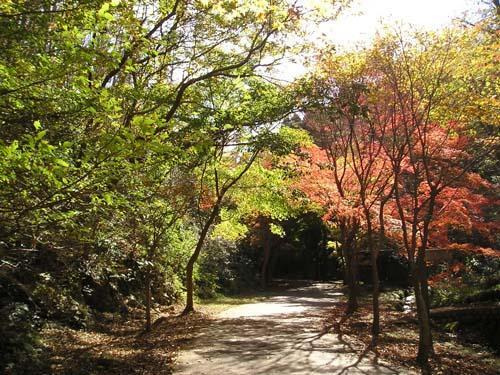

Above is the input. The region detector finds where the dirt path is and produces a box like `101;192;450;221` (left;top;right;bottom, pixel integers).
174;281;413;374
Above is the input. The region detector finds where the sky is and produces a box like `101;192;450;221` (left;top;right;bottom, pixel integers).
325;0;478;48
279;0;480;80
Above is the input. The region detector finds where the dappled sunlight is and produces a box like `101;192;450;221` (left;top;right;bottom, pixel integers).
219;301;309;317
42;310;209;375
218;283;344;318
1;1;497;374
176;282;409;374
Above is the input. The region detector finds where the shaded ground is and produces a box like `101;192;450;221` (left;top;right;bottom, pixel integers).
36;281;497;374
175;281;413;374
324;289;500;375
40;308;207;375
34;289;274;374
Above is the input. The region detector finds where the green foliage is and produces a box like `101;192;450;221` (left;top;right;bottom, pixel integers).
32;277;89;328
197;237;259;298
197;238;237;298
0;302;43;374
1;0;497;371
430;256;500;308
212;209;250;241
0;0;345;370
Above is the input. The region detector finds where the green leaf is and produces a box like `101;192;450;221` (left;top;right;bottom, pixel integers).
98;3;110;16
103;192;113;205
55;159;69;167
35;130;47;141
269;223;285;237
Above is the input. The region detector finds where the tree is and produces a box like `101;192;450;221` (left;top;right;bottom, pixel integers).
179;75;309;313
0;0;347;312
1;0;342;250
113;155;195;331
300;22;498;368
214;149;306;288
311;51;397;343
369;28;498;372
0;1;349;365
2;0;364;371
292;140;362;312
300;51;395;344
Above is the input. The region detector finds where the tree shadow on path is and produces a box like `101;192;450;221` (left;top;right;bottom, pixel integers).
175;281;411;374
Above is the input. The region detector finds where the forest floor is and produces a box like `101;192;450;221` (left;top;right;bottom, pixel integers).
323;287;500;375
41;307;202;374
37;281;499;374
174;280;412;374
38;287;281;374
39;280;411;375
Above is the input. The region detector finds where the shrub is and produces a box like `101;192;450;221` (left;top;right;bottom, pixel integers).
0;271;42;373
197;237;258;298
430;255;500;307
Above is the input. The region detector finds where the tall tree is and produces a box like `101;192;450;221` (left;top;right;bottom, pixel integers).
303;51;395;341
370;28;498;372
180;77;308;313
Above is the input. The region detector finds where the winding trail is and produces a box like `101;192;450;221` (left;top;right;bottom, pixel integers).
174;281;413;374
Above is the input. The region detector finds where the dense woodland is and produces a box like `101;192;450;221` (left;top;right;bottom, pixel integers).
0;1;499;374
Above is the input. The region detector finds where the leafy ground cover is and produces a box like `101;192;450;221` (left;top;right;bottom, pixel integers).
322;288;500;375
11;282;500;374
24;290;281;375
37;307;210;375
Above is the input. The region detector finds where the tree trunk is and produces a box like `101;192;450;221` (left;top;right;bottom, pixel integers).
183;256;196;314
145;243;156;332
183;203;220;315
370;239;380;346
418;250;432;317
419;193;436;321
371;255;380;347
373;203;388;346
371;197;390;347
344;243;359;313
351;243;360;311
183;152;259;314
362;207;380;347
416;194;436;360
260;233;271;289
339;219;359;314
145;274;152;331
411;262;433;374
268;246;278;284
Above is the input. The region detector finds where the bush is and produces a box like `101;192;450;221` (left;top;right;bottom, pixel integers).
0;271;40;372
430;255;500;307
33;274;89;328
196;237;258;298
197;237;237;298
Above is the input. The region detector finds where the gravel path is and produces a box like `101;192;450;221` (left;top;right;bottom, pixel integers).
174;281;413;374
